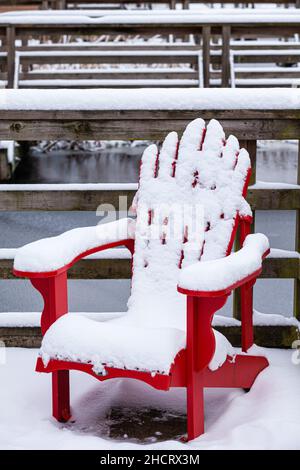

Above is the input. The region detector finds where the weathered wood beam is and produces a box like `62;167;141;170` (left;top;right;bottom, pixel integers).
0;187;298;211
1;256;298;280
0;110;300;140
0;324;298;349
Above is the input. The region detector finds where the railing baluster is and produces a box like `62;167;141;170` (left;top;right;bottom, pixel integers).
233;139;257;320
294;142;300;320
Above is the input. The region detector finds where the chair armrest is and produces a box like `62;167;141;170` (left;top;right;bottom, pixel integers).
13;217;135;277
178;233;269;297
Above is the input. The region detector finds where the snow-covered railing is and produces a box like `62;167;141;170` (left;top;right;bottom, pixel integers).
230;48;300;89
14;49;203;89
2;9;300;86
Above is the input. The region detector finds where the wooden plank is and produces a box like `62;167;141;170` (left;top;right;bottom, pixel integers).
1;110;300;140
0;324;297;349
0;188;135;211
247;188;300;210
232;54;300;64
1;256;298;280
1;118;300;141
0;187;298;211
20;54;199;66
19;71;199;81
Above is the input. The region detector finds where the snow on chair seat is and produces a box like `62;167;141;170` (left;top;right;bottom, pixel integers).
14;117;269;441
40;313;233;376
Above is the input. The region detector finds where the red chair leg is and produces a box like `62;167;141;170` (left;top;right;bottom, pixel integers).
186;295;227;440
187;370;204;440
52;370;71;422
240;281;255;352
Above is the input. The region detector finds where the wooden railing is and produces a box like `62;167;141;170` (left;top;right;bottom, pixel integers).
0;89;299;347
0;11;300;87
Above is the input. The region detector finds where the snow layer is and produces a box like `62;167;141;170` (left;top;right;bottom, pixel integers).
0;312;123;327
178;234;269;292
20;79;199;87
1;9;300;24
14;218;134;273
1;89;300;111
41;315;186;375
0;348;299;449
0;183;138;191
1;8;298;18
0;311;298;329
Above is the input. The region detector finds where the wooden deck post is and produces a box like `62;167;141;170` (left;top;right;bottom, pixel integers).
6;26;15;89
221;25;231;88
233;140;257;320
202;26;211;88
294;143;300;320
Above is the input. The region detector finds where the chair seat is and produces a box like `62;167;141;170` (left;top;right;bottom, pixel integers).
40;314;234;376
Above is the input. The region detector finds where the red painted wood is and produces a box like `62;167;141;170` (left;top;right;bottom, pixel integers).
36;357;172;391
186;297;204;439
203;355;269;388
37;353;269;391
31;271;68;335
52;370;71;423
186;295;228;439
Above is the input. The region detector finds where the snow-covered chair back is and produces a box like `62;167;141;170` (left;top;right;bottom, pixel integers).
127;118;252;330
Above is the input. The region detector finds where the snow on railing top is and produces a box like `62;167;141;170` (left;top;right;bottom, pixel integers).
0;9;300;24
0;89;300;111
0;8;298;18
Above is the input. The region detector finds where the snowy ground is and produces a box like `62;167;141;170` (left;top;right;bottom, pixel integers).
0;347;299;450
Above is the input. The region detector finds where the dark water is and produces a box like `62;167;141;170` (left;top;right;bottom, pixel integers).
11;146;143;184
0;141;298;317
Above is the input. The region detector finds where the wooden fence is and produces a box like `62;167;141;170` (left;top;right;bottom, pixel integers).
0;89;299;347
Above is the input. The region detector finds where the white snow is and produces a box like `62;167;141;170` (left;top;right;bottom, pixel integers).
253;310;299;327
0;311;298;329
1;89;300;111
0;348;299;449
14;218;135;273
18;50;201;57
178;234;269;292
0;182;138;191
1;8;298;18
1;9;300;24
41;314;187;376
0;311;123;328
232;49;300;56
251;180;300;189
3;247;298;261
0;140;14;164
268;248;299;259
19;79;199;87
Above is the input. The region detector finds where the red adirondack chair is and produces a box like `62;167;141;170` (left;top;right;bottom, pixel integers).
13;118;270;441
